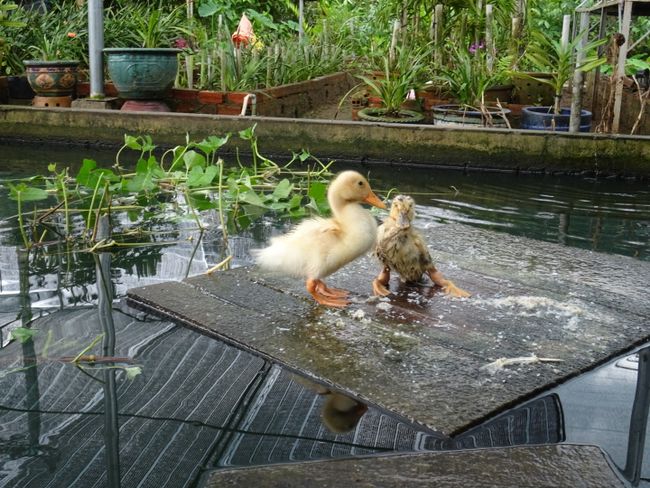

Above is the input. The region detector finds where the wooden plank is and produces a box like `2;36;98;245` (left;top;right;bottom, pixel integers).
128;223;650;435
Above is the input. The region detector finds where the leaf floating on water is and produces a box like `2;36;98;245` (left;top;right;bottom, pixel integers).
8;183;49;202
10;327;37;344
124;366;142;380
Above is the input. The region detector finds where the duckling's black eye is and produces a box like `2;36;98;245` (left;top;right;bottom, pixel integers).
358;181;364;186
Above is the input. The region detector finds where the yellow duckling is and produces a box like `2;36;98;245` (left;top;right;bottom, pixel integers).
254;170;386;308
373;195;470;298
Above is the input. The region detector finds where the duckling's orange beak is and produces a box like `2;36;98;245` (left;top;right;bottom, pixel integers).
364;190;386;209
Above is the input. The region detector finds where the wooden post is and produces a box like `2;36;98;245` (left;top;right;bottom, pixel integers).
569;12;590;132
485;4;494;71
590;8;608;121
612;0;633;133
433;4;444;66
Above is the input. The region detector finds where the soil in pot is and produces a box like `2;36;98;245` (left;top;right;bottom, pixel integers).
357;107;424;124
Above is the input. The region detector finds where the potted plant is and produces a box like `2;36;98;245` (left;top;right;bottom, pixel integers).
104;5;183;101
433;46;512;127
519;31;605;131
354;46;427;124
0;0;32;102
22;30;80;99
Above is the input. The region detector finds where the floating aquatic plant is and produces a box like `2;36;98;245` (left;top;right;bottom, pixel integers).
4;124;334;253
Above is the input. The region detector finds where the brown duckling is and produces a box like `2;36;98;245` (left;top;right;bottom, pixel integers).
373;195;470;298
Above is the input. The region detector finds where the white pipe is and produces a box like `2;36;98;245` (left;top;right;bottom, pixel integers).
561;14;571;48
88;0;104;98
240;93;257;116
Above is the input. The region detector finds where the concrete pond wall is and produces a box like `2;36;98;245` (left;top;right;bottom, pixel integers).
1;104;649;176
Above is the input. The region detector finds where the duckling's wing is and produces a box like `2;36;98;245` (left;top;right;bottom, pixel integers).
253;217;343;279
411;232;435;270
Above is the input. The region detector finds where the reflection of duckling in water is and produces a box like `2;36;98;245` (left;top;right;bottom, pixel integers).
321;392;369;434
292;375;368;433
373;195;470;298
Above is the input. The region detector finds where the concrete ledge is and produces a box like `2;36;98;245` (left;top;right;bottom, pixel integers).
203;445;625;487
1;105;649;175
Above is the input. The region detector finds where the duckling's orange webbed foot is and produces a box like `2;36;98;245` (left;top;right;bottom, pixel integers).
426;269;470;298
372;267;391;296
307;279;350;308
316;281;349;298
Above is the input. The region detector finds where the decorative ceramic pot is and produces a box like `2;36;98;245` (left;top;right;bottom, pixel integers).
104;48;180;100
431;104;511;127
520;106;592;132
23;60;79;97
357;107;424;124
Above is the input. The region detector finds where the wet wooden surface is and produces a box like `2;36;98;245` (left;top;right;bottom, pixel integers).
203;444;625;488
128;223;650;435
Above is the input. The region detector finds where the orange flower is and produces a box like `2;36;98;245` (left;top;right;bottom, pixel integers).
67;32;77;38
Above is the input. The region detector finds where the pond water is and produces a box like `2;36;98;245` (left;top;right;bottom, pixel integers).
1;142;649;487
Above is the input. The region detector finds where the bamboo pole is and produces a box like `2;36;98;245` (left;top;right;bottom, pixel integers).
569;12;590;133
186;54;194;90
612;1;633;133
389;19;400;67
510;16;522;68
485;4;494;71
475;0;483;48
266;46;273;88
561;14;571;47
298;0;304;41
219;47;226;92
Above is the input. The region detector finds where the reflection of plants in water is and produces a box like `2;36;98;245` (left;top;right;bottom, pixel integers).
5;124;333;255
25;237;166;305
4;330;142;381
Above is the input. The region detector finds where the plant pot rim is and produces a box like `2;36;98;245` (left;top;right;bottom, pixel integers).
522;106;592;116
23;60;80;67
103;48;181;54
432;104;511;116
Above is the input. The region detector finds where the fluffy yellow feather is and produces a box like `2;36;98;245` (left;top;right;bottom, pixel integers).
254;170;386;307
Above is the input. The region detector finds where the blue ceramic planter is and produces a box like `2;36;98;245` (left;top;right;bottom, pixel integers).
521;106;592;132
104;48;180;100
